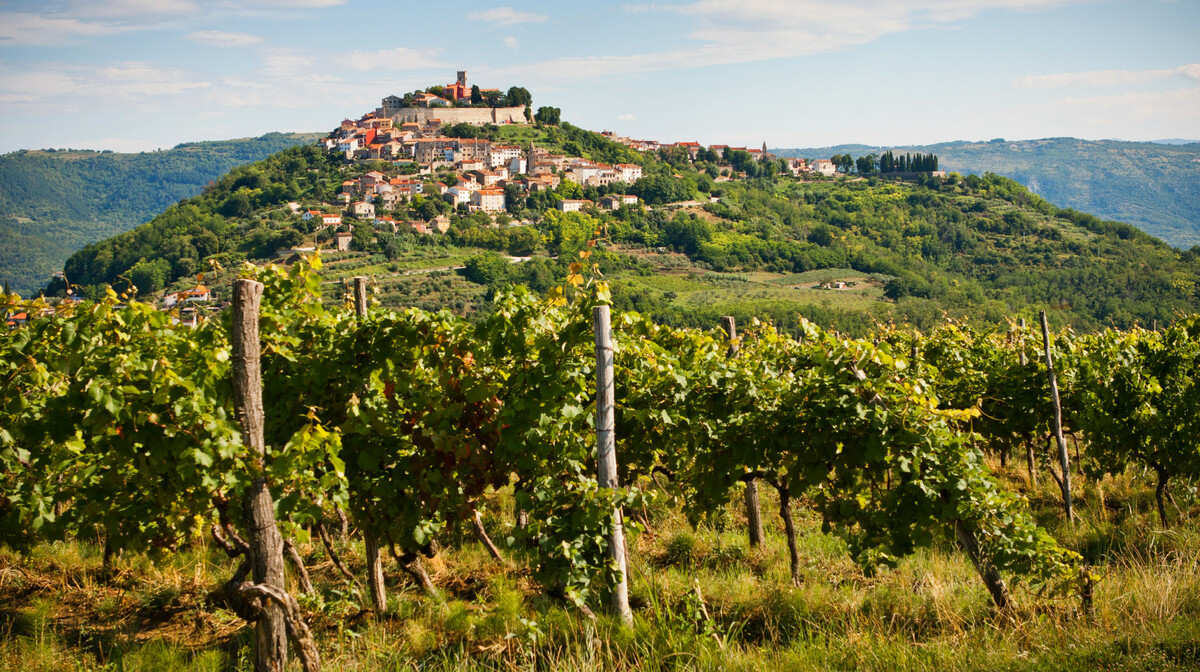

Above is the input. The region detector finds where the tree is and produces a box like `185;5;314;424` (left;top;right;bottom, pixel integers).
506;226;541;256
462;251;510;285
471;85;483;105
538;210;593;257
506;87;532;108
127;258;171;294
856;154;878;176
220;190;254;218
350;224;374;252
534;106;561;125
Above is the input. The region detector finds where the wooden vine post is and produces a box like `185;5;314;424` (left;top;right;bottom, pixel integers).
353;277;388;616
232;279;290;672
1018;318;1037;488
722;316;764;549
593;305;633;626
1040;311;1073;521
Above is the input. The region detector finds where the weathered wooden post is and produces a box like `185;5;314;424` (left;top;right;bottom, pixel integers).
593;305;632;625
722;316;764;549
1018;318;1037;488
1040;311;1073;521
353;276;387;616
232;279;289;672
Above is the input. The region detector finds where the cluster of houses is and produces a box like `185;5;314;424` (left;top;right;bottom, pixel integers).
315;111;648;240
596;131;839;177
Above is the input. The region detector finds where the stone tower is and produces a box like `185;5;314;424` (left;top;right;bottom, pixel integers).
457;71;467;88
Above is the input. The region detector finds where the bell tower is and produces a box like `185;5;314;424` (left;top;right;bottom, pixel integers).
457;71;467;88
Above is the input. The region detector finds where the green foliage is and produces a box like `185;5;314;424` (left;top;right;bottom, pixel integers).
777;139;1200;247
0;133;320;295
534;107;561;125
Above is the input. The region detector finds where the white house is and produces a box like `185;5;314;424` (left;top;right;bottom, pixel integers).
489;144;522;169
557;199;592;212
616;163;643;183
471;188;506;213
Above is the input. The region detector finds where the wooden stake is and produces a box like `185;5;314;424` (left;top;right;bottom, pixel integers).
232;279;289;672
594;305;632;626
1040;311;1073;521
723;316;764;549
1018;318;1037;489
353;276;387;616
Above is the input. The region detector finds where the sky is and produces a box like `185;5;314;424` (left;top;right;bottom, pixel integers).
0;0;1197;154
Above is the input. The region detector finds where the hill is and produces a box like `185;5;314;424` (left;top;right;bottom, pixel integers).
0;132;321;295
49;122;1200;335
773;138;1200;248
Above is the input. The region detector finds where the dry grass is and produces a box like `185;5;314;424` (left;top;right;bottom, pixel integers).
2;466;1199;671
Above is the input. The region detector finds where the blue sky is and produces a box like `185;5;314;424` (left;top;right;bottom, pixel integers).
0;0;1197;153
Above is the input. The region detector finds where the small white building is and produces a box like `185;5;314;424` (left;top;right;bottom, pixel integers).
489;144;522;169
616;163;643;183
812;159;837;176
557;199;592;213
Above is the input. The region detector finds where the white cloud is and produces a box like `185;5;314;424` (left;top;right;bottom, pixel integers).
225;0;347;7
499;0;1096;81
618;113;636;121
1008;87;1200;139
467;6;549;26
337;47;444;72
0;13;132;46
64;0;201;18
0;0;344;47
186;30;263;47
504;36;520;49
96;62;212;95
1014;63;1200;89
0;61;210;107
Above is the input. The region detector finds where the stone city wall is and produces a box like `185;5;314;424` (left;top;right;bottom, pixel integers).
382;106;527;125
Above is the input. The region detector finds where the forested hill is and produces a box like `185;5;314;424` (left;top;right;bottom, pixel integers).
50;128;1200;334
773;138;1200;249
0;132;320;296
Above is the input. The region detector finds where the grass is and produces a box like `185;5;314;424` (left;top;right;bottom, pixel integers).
3;460;1198;671
615;264;889;318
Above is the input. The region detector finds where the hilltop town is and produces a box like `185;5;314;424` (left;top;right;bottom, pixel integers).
309;70;847;252
29;71;961;327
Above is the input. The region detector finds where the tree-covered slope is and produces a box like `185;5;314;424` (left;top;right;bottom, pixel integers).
50;130;1200;334
0;132;320;295
774;139;1200;248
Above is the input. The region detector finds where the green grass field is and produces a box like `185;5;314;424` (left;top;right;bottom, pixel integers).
3;458;1198;671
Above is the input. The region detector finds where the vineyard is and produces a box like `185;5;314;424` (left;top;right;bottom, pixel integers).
2;252;1199;671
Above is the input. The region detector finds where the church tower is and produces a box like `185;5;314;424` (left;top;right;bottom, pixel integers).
457;71;467;88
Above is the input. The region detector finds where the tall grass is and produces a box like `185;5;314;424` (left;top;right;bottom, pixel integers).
2;465;1198;671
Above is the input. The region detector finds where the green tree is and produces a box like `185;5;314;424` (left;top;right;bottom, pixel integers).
462;251;510;285
126;257;171;294
535;106;561;125
505;87;532;108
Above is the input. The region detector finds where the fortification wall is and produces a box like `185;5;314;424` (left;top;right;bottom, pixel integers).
383;106;527;125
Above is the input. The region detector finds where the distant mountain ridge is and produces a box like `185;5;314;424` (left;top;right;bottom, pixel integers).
0;132;321;295
773;138;1200;249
